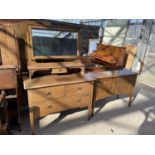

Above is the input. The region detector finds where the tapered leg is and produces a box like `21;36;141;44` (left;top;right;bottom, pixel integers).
88;105;93;120
88;82;97;120
16;95;21;132
17;110;21;132
128;94;133;107
116;95;119;99
88;81;96;120
30;109;35;135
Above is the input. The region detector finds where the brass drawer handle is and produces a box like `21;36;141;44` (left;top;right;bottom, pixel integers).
78;87;82;90
47;92;52;96
77;99;81;102
48;105;52;109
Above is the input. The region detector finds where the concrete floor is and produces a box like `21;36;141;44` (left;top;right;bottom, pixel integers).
13;81;155;135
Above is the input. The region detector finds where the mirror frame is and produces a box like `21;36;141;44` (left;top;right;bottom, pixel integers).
27;25;81;62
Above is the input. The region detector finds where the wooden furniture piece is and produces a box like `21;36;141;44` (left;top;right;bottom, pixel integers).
24;68;138;134
91;44;126;69
24;74;94;134
125;45;137;70
0;24;20;69
28;60;85;78
27;25;81;62
0;91;8;134
25;24;85;78
26;25;81;69
92;69;138;108
0;66;21;133
24;23;91;134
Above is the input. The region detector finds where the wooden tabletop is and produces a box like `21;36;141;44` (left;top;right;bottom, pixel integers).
28;61;85;70
0;65;16;70
24;69;138;90
89;68;138;80
24;74;93;90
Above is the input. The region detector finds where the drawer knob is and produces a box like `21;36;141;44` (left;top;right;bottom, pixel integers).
78;87;82;90
84;94;89;97
47;92;52;96
48;105;52;109
77;99;81;102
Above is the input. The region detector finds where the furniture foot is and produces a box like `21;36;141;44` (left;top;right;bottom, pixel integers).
88;81;96;121
116;95;119;99
128;94;133;107
88;106;93;121
4;100;10;134
88;114;92;121
17;107;22;132
30;109;35;135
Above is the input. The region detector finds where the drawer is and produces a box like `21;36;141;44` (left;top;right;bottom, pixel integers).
0;69;17;90
28;86;65;103
31;94;91;117
96;79;114;100
96;86;115;100
97;79;113;88
114;76;136;87
113;76;137;94
65;82;92;96
114;86;134;94
52;68;67;74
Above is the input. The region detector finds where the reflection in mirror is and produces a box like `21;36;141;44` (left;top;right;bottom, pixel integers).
32;29;78;56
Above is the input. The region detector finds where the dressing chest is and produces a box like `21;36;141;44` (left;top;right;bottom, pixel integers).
24;74;95;133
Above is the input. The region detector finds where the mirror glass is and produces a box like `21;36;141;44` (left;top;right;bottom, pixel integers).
32;29;78;56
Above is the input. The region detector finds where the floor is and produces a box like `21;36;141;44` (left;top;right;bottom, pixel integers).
13;81;155;135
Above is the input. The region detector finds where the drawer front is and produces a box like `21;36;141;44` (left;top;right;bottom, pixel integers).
0;69;17;90
96;79;114;100
97;79;113;88
28;86;65;103
114;76;136;87
114;76;137;94
65;82;92;96
31;94;91;117
52;68;67;74
115;86;134;94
